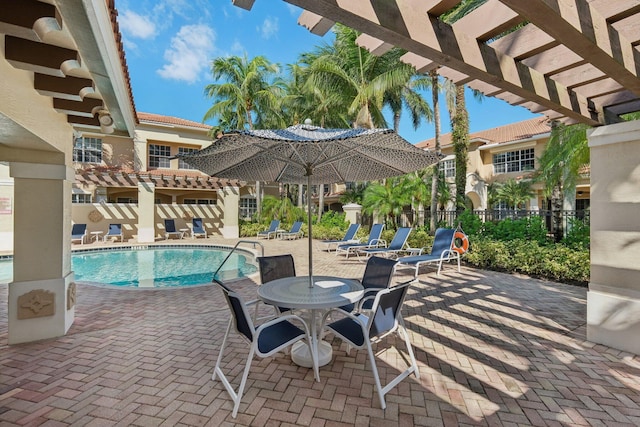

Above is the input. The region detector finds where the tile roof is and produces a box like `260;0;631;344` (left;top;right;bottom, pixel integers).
416;117;552;149
108;0;138;124
137;112;212;130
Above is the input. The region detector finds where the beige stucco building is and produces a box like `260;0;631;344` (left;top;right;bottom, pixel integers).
416;117;591;213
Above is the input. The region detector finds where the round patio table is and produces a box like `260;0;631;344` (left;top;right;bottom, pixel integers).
258;275;364;368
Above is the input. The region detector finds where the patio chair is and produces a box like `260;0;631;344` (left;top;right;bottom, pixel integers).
396;228;460;278
192;217;207;238
71;223;87;245
357;227;412;260
257;254;296;316
212;279;319;418
320;281;419;410
257;219;280;239
340;256;398;313
318;223;361;252
164;219;183;240
335;223;385;259
279;221;303;240
103;223;123;243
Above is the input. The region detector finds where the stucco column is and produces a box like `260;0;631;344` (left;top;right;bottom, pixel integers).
587;120;640;355
343;203;362;225
133;133;148;172
220;185;239;238
8;162;75;344
137;181;156;242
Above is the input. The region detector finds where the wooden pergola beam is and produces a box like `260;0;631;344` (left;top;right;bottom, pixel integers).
498;0;640;95
287;0;601;124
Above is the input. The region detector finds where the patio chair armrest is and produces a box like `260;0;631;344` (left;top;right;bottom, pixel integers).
256;313;311;336
371;239;386;247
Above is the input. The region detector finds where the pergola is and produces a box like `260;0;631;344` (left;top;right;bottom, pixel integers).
233;0;640;355
235;0;640;126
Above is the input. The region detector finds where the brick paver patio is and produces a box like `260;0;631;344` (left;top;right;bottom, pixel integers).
1;237;639;426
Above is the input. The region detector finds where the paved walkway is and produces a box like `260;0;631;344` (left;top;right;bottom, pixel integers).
1;237;639;426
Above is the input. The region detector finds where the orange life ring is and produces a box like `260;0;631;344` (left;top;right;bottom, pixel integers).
452;231;469;254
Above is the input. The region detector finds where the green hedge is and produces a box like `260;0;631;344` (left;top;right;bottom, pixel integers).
464;237;589;285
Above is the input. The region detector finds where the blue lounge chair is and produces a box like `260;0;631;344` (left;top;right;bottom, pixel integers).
103;223;123;242
192;218;207;238
335;223;385;259
71;223;87;245
319;223;361;251
164;219;183;240
257;219;280;239
396;228;460;277
357;227;412;260
279;221;303;240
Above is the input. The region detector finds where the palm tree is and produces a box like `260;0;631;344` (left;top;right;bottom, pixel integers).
536;121;590;241
203;54;286;216
302;24;428;129
261;195;305;225
362;178;412;230
494;178;534;211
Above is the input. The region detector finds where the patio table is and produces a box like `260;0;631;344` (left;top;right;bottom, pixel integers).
258;275;364;368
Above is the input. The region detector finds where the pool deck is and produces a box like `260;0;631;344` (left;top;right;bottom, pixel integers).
1;236;640;426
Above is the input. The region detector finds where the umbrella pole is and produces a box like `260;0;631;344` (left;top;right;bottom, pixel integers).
307;172;313;288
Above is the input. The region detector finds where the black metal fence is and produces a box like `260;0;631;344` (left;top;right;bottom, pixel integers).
400;209;590;237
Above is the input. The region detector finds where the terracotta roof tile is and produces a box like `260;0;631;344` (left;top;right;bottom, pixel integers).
108;0;138;124
416;117;551;149
137;112;212;130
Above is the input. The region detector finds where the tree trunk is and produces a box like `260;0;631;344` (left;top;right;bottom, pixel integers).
297;184;303;207
256;181;262;218
452;84;469;214
430;70;441;233
551;183;563;242
317;185;324;223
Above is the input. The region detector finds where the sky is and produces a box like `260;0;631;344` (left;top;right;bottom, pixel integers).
117;0;540;144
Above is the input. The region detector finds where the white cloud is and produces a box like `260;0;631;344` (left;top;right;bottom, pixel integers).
230;39;244;54
258;16;279;39
119;10;156;39
157;24;215;84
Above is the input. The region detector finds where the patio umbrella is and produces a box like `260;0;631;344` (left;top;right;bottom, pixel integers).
177;124;442;287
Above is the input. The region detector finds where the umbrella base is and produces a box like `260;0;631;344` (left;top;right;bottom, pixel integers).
291;340;333;368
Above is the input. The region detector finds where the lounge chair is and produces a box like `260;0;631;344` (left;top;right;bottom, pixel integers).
71;223;87;245
257;219;280;239
396;228;460;277
192;218;207;238
319;223;361;252
103;223;124;242
279;221;303;240
335;223;385;259
357;227;412;260
164;219;183;240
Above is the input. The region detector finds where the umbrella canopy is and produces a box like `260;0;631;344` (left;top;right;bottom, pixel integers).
178;124;442;184
177;124;442;287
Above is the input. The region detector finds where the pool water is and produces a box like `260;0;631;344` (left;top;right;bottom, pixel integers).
0;246;258;288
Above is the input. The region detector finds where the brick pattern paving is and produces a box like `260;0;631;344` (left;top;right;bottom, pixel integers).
1;237;639;426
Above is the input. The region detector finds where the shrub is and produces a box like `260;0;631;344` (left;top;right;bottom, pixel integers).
482;216;550;245
562;218;590;250
464;237;589;284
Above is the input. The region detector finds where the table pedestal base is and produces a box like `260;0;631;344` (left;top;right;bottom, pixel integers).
291;340;333;367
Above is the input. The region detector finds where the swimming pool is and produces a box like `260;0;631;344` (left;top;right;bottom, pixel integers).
0;245;258;288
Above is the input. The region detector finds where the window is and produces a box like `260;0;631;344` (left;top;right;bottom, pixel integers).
149;144;171;168
73;137;102;163
240;196;257;219
439;159;455;178
493;148;535;174
178;147;197;169
72;193;92;204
